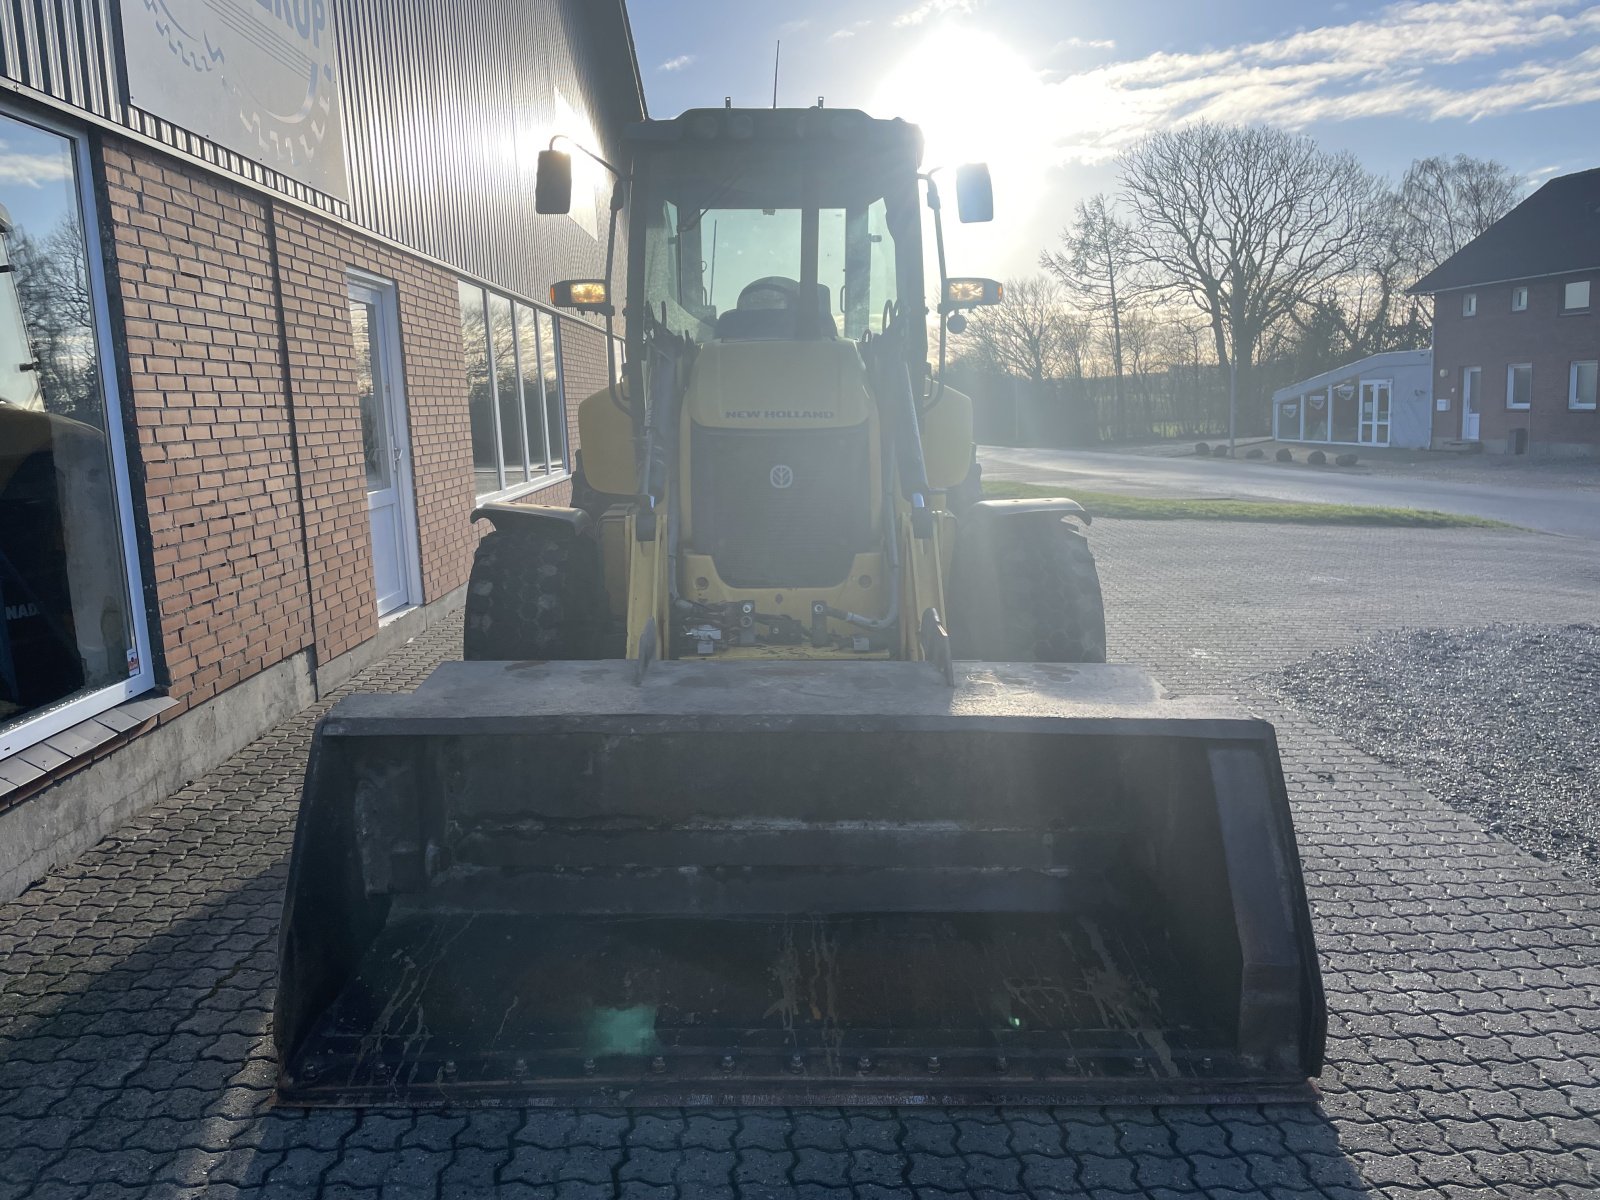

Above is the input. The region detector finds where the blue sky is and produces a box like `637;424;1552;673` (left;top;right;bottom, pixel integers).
630;0;1600;276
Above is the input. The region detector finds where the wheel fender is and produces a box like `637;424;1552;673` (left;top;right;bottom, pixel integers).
949;497;1092;659
964;496;1090;526
470;502;594;537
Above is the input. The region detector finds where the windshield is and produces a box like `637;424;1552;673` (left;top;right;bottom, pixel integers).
634;143;918;346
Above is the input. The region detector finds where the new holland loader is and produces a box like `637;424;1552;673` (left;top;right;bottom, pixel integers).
276;106;1324;1106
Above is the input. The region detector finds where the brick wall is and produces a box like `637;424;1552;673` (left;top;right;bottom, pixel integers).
1431;274;1600;454
100;140;312;714
272;207;477;656
102;136;488;719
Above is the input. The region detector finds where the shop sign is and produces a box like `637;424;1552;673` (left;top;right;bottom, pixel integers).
119;0;349;199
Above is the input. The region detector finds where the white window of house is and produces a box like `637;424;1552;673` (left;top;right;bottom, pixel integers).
1564;280;1591;312
0;109;154;761
1571;361;1598;411
1506;364;1532;410
458;283;569;500
1462;292;1477;317
1511;287;1528;311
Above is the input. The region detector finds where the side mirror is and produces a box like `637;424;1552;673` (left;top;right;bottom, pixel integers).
550;279;611;313
955;163;993;223
942;277;1003;311
535;149;574;215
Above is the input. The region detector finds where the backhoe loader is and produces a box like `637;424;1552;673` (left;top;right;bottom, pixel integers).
276;105;1324;1106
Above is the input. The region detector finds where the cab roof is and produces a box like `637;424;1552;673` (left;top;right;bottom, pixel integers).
625;107;924;166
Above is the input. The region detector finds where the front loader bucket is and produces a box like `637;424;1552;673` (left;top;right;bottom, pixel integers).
274;660;1324;1107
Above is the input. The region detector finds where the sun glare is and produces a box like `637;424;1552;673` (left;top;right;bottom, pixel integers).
870;27;1057;274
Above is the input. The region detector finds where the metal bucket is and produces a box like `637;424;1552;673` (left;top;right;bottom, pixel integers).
274;659;1324;1106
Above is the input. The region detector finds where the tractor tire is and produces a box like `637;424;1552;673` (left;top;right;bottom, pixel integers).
949;517;1107;663
463;526;607;661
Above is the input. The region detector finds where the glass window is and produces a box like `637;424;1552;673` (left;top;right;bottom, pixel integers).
1462;292;1476;317
1304;392;1329;440
515;304;550;475
1563;280;1591;311
1506;364;1532;410
638;141;912;345
0;112;149;753
1511;287;1528;312
1571;361;1598;411
458;282;500;497
488;293;525;486
539;312;565;470
1329;384;1358;442
460;284;569;497
350;297;391;488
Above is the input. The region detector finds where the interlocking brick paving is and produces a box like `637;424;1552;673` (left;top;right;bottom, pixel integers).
2;520;1598;1198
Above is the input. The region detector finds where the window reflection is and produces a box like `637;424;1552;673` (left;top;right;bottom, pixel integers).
0;116;136;731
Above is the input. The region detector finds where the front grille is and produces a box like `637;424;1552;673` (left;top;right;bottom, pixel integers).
690;425;874;587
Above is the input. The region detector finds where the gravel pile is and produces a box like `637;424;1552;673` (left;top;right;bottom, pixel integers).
1274;623;1600;883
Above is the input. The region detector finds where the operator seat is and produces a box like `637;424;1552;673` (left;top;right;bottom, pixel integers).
714;276;838;341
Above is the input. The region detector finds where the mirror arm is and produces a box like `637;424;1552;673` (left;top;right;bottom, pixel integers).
922;172;951;403
548;134;627;183
602;177;626;421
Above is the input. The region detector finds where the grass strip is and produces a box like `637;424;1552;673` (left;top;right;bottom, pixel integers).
984;480;1511;528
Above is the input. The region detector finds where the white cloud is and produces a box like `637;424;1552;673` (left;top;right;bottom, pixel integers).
1034;0;1600;164
778;19;810;36
832;20;872;39
1053;36;1117;51
0;147;71;189
894;0;975;27
658;54;694;71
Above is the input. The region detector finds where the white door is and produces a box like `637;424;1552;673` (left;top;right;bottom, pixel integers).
350;279;421;616
1359;380;1391;446
1461;367;1481;440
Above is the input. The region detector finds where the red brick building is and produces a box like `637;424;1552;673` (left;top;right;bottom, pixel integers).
0;1;644;897
1411;167;1600;457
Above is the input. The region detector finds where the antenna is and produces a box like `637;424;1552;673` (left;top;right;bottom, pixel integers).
772;41;781;108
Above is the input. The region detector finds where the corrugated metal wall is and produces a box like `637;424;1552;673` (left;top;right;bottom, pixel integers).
0;0;641;302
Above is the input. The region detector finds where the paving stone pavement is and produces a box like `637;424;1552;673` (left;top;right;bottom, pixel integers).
3;519;1598;1199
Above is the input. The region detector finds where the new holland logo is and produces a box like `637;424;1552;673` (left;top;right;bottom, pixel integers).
769;464;794;489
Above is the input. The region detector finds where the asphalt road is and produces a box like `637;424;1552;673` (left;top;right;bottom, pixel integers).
980;445;1600;539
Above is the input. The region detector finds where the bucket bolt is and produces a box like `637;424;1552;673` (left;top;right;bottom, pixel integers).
512;1059;528;1079
443;1060;458;1083
720;1054;736;1073
582;1058;597;1076
994;1055;1009;1074
926;1055;941;1073
856;1055;872;1074
650;1056;667;1074
788;1053;804;1075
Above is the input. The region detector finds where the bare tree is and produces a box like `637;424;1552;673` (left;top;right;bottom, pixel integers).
957;276;1090;385
1118;123;1382;443
1395;154;1523;278
1041;194;1136;420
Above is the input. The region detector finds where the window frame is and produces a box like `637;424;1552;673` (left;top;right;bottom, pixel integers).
1505;363;1532;411
1511;287;1528;312
1563;280;1591;313
0;106;156;761
1462;292;1477;317
1570;360;1598;412
459;283;575;503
